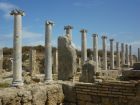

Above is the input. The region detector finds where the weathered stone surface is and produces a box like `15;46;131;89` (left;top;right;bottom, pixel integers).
0;84;64;105
60;81;76;103
133;62;140;70
58;36;77;80
79;60;96;83
0;48;3;70
29;49;39;76
122;70;140;80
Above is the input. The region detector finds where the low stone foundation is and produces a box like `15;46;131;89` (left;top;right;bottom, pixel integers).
0;83;64;105
0;81;140;105
61;81;140;105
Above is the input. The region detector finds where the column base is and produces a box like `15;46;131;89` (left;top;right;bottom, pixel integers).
44;79;54;84
12;81;23;87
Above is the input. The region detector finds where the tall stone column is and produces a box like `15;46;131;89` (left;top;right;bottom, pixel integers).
116;42;120;69
129;45;133;67
121;43;125;66
10;9;24;86
125;44;129;65
0;48;3;70
102;36;107;70
64;25;73;41
80;29;87;65
138;48;140;62
52;49;58;74
93;34;99;72
29;48;37;76
45;21;54;82
110;39;114;69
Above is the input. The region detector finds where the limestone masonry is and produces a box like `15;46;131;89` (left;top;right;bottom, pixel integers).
0;9;140;105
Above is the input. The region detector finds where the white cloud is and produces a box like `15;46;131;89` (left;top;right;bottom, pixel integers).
73;0;104;8
0;29;59;47
0;2;18;19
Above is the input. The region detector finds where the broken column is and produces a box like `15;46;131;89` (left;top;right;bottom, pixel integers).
10;9;24;86
64;25;73;41
93;34;99;72
121;43;125;66
138;48;140;62
125;44;129;65
58;25;77;80
116;42;120;69
29;48;37;76
102;36;107;70
110;39;114;69
129;45;133;67
0;48;3;70
52;49;58;74
45;21;54;82
80;29;87;65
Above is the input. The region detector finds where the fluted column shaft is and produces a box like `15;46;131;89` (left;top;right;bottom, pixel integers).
30;49;36;76
110;39;114;69
121;43;125;66
93;34;98;72
102;36;107;70
138;48;140;62
80;29;87;65
116;42;120;69
125;44;129;65
52;49;58;74
10;9;24;86
45;21;54;81
0;48;3;70
129;45;133;66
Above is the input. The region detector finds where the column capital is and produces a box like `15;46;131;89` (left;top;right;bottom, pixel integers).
46;21;54;26
102;35;107;39
64;25;73;30
10;9;25;16
92;33;98;37
80;29;87;33
110;38;114;41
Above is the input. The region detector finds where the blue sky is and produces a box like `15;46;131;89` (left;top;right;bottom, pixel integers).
0;0;140;54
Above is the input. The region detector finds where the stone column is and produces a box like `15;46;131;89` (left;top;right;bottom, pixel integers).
125;44;129;65
29;48;36;76
0;48;3;70
116;42;120;69
121;43;125;66
10;9;24;86
93;34;99;72
110;39;114;69
129;45;133;67
45;21;54;82
52;49;58;74
64;25;73;41
10;58;13;72
80;29;87;65
102;36;107;70
138;48;140;62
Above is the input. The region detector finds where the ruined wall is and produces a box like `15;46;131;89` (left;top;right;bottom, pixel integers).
0;81;140;105
100;70;120;80
0;84;64;105
62;81;140;105
0;48;3;70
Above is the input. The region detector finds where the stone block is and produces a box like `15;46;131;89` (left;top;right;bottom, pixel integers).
58;36;77;81
79;60;96;83
133;62;140;70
